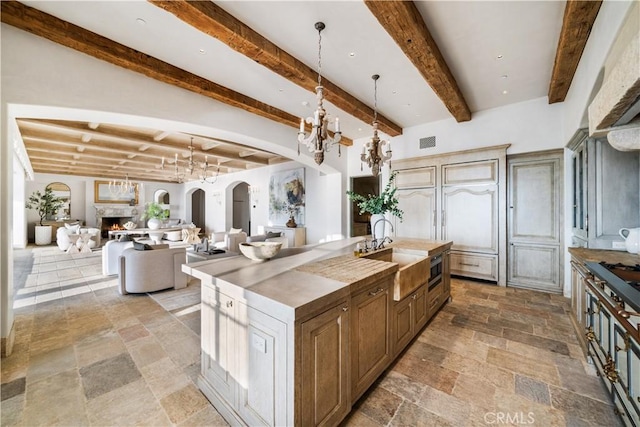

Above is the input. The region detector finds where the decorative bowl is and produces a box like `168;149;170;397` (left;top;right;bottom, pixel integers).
238;242;282;261
123;221;137;230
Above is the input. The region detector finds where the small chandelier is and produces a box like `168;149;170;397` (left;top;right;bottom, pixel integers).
297;22;341;165
161;137;219;184
361;74;392;177
108;174;135;197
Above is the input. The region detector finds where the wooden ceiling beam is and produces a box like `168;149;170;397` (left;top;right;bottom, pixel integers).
18;119;286;165
1;1;351;146
149;0;401;137
548;0;602;104
24;138;249;171
364;0;471;122
20;128;272;167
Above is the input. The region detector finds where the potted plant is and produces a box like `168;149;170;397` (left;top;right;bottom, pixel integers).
346;171;403;238
26;187;64;245
140;202;169;229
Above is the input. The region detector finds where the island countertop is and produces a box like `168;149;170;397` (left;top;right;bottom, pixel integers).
182;236;452;322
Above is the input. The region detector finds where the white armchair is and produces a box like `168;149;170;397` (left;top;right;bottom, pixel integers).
102;240;134;276
118;245;188;295
211;230;247;253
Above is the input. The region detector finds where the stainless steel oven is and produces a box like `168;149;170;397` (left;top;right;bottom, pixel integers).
429;254;443;291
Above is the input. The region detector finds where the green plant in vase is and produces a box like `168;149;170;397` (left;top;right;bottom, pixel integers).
26;187;64;245
141;202;169;229
346;171;403;238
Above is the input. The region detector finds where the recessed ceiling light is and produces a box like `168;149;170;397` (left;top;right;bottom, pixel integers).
502;90;509;95
349;52;356;57
278;88;284;92
392;91;397;94
358;128;363;132
199;49;206;54
302;101;310;107
136;18;146;25
405;103;411;107
497;54;503;59
501;75;508;79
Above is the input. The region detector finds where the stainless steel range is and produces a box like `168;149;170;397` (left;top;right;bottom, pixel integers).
584;261;640;426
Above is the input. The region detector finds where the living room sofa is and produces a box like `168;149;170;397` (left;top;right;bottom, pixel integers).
246;233;289;248
118;244;188;295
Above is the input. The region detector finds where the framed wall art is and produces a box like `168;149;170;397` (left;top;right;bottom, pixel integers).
94;180;139;204
269;168;305;226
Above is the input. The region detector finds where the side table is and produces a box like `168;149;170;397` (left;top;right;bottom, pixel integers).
66;234;80;254
77;233;93;253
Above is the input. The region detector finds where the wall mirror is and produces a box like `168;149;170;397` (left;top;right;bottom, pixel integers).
94;180;139;204
46;182;71;220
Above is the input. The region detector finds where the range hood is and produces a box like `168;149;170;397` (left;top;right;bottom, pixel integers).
588;3;640;151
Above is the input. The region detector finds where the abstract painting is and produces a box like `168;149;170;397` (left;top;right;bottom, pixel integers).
269;168;305;225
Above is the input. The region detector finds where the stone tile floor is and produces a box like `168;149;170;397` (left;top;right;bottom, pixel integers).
1;245;621;426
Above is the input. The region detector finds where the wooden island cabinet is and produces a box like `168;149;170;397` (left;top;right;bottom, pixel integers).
184;237;452;427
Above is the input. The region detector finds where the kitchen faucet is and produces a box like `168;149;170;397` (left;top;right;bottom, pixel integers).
372;218;394;249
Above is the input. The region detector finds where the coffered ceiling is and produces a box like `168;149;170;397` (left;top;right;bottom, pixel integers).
2;1;603;183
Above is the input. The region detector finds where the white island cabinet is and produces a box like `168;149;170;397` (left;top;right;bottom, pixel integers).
184;237;452;426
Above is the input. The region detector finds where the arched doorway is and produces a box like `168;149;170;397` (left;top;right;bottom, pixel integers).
191;189;205;230
232;182;250;235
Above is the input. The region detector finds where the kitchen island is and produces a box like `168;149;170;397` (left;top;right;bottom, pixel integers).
183;237;452;427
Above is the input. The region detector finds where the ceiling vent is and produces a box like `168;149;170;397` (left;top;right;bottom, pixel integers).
419;136;436;149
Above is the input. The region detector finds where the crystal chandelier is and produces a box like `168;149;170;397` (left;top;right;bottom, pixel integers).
108;174;135;197
361;74;392;177
297;22;341;165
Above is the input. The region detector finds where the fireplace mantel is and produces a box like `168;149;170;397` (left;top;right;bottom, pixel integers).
95;205;140;230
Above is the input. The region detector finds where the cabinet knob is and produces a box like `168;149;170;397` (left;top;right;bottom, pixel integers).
412;294;418;300
369;288;385;296
342;306;348;312
226;301;233;308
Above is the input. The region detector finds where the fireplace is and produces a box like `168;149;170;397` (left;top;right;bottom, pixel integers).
95;205;139;238
100;216;133;238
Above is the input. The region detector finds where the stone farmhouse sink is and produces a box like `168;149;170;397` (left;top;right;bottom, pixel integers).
362;247;430;300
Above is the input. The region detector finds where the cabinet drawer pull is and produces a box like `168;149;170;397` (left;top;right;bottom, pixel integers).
412;294;418;300
618;309;640;319
585;327;595;342
342;306;348;312
226;301;233;308
369;288;385;296
460;262;480;267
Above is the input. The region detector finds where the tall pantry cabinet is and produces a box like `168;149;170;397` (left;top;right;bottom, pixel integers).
392;145;509;286
507;150;564;292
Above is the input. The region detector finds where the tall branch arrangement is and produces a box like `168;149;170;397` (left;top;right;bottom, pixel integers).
346;171;403;221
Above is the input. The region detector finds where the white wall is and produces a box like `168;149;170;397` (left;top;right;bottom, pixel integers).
182;161;346;245
12;156;26;249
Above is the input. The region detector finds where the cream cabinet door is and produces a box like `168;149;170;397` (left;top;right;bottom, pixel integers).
507;152;563;292
395;188;437;240
236;303;289;427
442;185;498;253
201;284;236;406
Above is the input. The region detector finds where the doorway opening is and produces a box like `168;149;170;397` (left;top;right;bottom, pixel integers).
349;176;380;237
191;189;205;231
232;182;251;235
